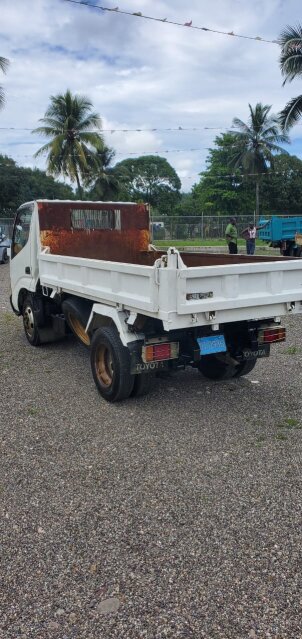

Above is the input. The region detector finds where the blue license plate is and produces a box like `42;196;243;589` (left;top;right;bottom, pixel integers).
197;335;227;356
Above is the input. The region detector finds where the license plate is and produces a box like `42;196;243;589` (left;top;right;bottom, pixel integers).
197;335;227;356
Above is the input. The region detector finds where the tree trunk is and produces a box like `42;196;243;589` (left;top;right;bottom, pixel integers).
74;168;83;199
255;179;260;219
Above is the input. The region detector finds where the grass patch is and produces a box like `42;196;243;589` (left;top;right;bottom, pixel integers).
1;312;16;324
28;407;39;416
276;433;288;441
255;434;266;443
283;346;301;355
277;417;300;429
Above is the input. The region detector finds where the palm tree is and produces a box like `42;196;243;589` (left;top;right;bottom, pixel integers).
229;103;289;217
0;57;9;110
33;90;105;198
84;145;121;200
279;25;302;130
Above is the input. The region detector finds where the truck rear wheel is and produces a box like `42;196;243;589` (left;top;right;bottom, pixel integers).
90;327;134;402
198;355;237;380
130;373;153;398
62;298;91;346
233;358;257;377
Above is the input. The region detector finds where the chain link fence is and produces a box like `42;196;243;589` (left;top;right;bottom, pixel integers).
150;214;284;242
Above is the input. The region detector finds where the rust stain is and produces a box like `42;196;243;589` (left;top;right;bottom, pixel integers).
39;201;151;264
40;228;150;263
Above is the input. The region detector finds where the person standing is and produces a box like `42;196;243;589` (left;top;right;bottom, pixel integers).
242;222;257;255
225;217;238;254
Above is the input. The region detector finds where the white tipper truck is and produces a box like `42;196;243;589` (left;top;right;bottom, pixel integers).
9;200;302;402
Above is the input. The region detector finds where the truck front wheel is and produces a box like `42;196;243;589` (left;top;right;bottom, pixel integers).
22;295;42;346
90;327;134;402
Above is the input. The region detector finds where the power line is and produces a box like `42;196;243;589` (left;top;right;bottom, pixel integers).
6;148;212;157
0;125;228;132
63;0;279;44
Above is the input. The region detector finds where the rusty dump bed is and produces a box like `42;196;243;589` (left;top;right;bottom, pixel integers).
38;201;289;267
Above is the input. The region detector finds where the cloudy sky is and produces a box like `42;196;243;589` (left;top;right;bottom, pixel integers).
1;0;302;190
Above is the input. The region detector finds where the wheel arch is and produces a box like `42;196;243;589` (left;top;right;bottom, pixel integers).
87;303;144;347
17;288;30;314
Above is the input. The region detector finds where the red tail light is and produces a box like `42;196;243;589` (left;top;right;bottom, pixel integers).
142;342;179;363
258;326;286;344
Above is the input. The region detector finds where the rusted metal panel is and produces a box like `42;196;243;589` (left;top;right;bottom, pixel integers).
139;251;287;267
38;201;151;263
40;228;151;263
177;252;288;266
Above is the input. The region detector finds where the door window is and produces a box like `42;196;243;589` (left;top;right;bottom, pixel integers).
11;207;33;258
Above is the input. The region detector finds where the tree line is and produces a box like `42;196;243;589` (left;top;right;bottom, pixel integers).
1;24;302;217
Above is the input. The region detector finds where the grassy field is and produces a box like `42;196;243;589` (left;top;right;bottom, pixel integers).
154;238;261;248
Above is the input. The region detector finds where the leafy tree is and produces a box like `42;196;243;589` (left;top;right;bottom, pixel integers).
112;155;181;215
279;25;302;129
261;153;302;214
33;90;105;198
192;133;256;216
0;155;74;215
174;192;199;216
0;56;9;109
228;103;289;217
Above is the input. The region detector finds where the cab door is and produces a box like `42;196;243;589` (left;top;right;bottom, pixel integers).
10;204;35;312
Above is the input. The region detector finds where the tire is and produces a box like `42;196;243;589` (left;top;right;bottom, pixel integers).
22;295;42;346
130;373;153;398
62;297;92;346
90;326;134;402
233;358;257;378
1;249;9;264
198;355;237;380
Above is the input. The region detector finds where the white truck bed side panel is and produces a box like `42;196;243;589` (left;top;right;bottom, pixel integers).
39;253;159;312
176;261;302;314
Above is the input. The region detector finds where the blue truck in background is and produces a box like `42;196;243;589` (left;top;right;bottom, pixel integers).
258;216;302;256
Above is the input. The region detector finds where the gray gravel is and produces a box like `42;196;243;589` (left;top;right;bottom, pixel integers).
1;262;302;639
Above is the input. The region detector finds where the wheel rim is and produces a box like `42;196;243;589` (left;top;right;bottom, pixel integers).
68;313;90;346
95;344;114;388
23;306;35;338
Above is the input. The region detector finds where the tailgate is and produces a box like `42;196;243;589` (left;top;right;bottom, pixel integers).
177;260;302;314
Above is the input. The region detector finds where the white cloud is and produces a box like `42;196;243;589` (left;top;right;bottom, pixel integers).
0;0;301;190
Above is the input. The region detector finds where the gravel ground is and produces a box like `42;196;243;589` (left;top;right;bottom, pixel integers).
1;262;302;639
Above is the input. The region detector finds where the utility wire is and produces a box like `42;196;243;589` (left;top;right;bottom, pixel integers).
0;125;229;132
63;0;279;44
